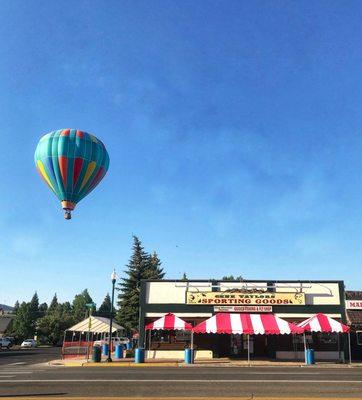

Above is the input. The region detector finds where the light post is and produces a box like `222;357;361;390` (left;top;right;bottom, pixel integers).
106;269;117;362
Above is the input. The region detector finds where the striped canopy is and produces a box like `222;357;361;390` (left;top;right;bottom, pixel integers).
192;313;303;335
145;313;193;331
297;313;350;333
66;316;124;334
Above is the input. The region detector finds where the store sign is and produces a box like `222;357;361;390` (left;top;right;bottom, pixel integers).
214;305;272;313
186;291;305;306
346;300;362;309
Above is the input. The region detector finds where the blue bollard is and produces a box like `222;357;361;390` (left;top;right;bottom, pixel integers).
184;348;194;364
306;349;315;365
102;343;109;356
135;348;145;363
115;344;124;359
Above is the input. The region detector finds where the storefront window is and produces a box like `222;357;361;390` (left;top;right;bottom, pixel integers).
357;331;362;346
316;332;337;344
152;330;171;343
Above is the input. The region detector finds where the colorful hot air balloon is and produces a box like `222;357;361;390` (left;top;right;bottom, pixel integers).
34;129;110;219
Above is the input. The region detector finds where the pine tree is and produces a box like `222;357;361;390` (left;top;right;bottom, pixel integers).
10;302;35;341
148;252;165;279
39;302;48;317
72;289;93;322
182;272;188;281
14;300;20;313
116;236;151;331
37;301;74;345
29;292;39;320
97;293;112;317
48;294;58;313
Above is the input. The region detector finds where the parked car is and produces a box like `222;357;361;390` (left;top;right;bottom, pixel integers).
4;337;15;347
93;337;129;347
0;338;11;349
20;339;37;348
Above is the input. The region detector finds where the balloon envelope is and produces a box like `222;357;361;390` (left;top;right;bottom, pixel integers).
34;129;110;218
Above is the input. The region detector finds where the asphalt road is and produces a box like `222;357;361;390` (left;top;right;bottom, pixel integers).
0;346;60;366
0;364;362;398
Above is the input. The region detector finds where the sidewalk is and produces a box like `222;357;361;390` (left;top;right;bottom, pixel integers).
49;357;362;368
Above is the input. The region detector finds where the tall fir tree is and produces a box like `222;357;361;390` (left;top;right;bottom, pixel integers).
29;292;39;320
97;293;112;317
72;289;93;322
116;236;163;331
39;302;48;317
148;251;165;279
48;294;58;313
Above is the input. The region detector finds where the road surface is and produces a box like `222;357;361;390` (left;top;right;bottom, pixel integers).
0;363;362;398
0;346;60;366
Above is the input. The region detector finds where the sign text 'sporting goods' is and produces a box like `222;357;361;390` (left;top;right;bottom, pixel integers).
214;305;272;313
346;300;362;310
187;291;305;306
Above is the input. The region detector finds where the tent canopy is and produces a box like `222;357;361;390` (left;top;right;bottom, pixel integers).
192;313;303;335
145;313;192;331
66;316;124;334
298;313;350;333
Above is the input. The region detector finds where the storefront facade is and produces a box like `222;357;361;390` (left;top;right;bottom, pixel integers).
346;291;362;360
139;279;347;360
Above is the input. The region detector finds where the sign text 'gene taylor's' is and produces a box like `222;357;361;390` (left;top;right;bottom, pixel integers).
186;292;305;305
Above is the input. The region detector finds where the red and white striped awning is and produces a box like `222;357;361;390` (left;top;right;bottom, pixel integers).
192;313;303;335
145;313;193;331
298;313;350;333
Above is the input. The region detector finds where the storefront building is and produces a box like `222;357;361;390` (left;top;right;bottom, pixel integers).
139;279;347;361
346;291;362;360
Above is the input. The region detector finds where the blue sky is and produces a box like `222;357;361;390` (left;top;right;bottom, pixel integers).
1;0;362;307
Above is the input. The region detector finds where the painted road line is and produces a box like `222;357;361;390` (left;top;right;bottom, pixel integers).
0;379;362;383
0;372;32;374
7;362;27;365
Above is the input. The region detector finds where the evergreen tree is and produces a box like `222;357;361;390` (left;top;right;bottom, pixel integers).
39;302;48;317
148;251;165;279
37;302;74;345
29;292;39;319
48;294;58;313
97;293;112;317
181;272;188;281
72;289;93;322
116;236;152;331
9;302;35;341
14;300;19;313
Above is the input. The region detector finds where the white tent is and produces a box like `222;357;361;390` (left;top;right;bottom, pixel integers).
67;316;124;334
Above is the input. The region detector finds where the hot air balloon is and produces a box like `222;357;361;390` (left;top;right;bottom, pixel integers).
34;129;110;219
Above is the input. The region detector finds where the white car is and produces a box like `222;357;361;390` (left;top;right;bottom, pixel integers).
20;339;37;348
0;338;11;349
93;337;129;347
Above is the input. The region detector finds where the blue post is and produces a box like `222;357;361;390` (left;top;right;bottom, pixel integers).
135;348;145;363
126;342;132;350
115;344;124;359
102;343;109;356
185;348;194;364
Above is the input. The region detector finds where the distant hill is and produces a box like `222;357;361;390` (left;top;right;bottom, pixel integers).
0;304;15;313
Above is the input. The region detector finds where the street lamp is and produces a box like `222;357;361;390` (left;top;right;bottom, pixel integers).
106;269;117;362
